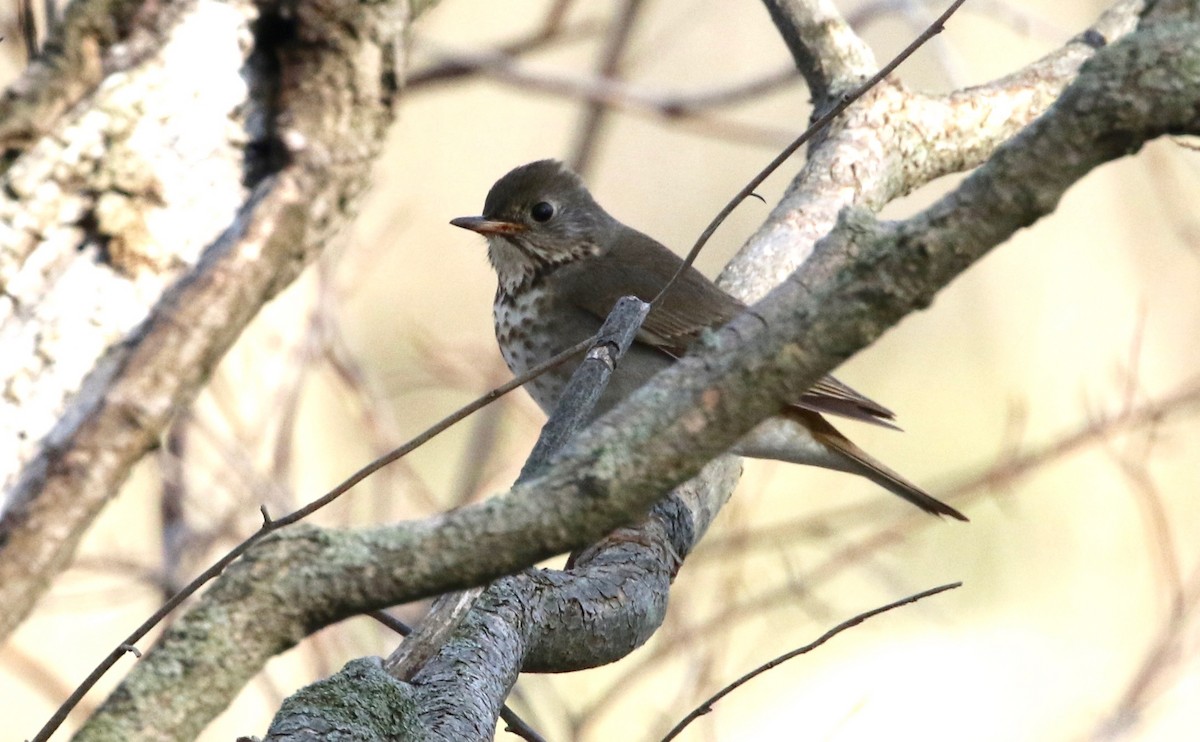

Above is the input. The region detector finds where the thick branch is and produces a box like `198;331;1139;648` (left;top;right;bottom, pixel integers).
900;0;1145;188
263;465;736;742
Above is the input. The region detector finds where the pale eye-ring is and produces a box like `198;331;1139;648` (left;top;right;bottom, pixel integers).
531;201;555;222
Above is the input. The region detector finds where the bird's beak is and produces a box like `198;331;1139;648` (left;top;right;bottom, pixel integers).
450;216;527;235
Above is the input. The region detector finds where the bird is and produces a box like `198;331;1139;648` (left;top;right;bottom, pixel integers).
450;159;965;521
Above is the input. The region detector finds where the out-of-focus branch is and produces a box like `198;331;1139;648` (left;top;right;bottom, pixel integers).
17;0;39;59
567;0;646;174
411;38;802;146
406;19;603;88
1098;557;1200;738
413;37;802;114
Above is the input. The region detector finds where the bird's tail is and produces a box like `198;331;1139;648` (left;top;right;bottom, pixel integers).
737;409;968;521
817;423;967;521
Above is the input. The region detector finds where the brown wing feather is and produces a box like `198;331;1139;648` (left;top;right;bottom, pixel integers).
799;377;901;430
555;226;903;429
554;225;742;354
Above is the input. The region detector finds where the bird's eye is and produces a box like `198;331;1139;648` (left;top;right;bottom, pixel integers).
530;201;555;222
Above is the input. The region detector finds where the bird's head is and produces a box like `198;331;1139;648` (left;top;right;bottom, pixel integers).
451;160;617;292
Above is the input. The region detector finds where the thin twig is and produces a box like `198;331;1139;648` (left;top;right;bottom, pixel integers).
499;707;551;742
660;582;962;741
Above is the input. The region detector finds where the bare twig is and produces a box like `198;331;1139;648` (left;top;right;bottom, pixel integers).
499;708;550;742
17;0;37;59
661;582;962;740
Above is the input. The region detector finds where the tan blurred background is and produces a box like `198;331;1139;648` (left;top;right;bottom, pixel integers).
5;0;1200;739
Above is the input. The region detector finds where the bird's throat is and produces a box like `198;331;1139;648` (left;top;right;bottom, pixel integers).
487;237;541;295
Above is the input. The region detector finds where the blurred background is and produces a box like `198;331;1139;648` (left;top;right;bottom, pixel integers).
4;0;1200;739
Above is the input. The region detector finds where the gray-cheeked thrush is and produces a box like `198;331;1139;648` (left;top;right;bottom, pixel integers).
451;160;966;521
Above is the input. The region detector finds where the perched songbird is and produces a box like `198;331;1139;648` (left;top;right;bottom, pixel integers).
451;160;965;521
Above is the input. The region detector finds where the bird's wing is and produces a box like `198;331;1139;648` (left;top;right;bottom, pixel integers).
554;228;742;354
800;377;900;429
555;229;899;429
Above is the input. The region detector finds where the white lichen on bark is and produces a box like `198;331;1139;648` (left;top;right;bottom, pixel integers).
0;0;255;497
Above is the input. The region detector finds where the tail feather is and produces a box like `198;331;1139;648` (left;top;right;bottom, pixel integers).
819;430;967;521
783;409;968;522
